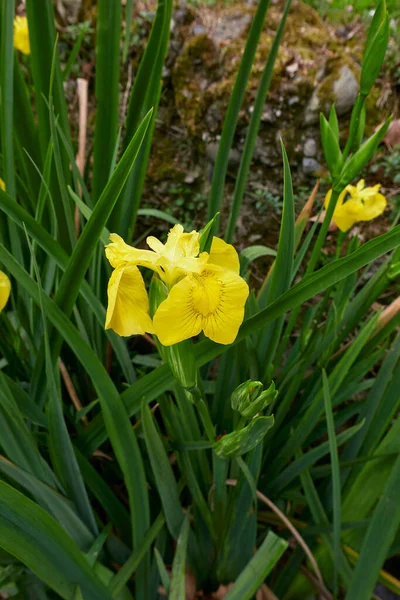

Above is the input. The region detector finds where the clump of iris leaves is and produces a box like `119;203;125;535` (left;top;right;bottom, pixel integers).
0;1;399;599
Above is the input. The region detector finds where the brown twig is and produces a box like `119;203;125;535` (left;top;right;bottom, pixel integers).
58;358;88;425
226;479;332;600
75;77;89;238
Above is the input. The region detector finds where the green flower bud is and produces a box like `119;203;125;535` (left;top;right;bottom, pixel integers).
320;113;342;178
214;416;275;459
231;380;263;412
240;382;278;418
231;380;277;418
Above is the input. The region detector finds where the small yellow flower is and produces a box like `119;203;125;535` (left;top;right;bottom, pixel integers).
14;16;30;55
0;271;11;312
0;179;5;191
325;179;387;232
105;224;249;345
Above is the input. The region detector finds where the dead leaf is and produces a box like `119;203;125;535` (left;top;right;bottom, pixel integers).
382;119;400;149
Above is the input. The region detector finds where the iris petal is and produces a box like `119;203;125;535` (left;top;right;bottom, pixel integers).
209;237;240;274
105;264;154;336
153;267;249;346
0;271;11;312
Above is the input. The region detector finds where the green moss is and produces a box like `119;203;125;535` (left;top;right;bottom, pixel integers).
172;34;220;136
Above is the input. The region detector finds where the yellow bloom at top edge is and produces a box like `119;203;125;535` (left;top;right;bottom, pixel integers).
324;179;387;232
105;224;249;345
14;16;30;55
0;271;11;312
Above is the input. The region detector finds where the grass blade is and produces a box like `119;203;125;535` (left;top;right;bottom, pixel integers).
169;513;190;600
344;454;400;600
0;481;113;599
225;0;292;243
114;0;173;236
141;401;183;539
207;0;271;225
322;370;341;596
92;0;121;202
224;531;288;600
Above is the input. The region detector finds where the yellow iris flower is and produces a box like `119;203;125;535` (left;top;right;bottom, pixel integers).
325;179;387;233
0;271;11;312
14;16;30;55
105;224;249;346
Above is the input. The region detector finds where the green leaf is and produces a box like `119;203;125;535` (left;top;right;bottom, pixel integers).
360;0;389;95
92;0;121;202
0;245;150;562
345;454;400;600
0;186;135;384
114;0;173;236
0;481;112;599
240;245;277;273
224;0;292;243
214;416;275;458
224;531;288;600
198;213;220;253
169;514;190;600
335;117;392;190
207;0;273;226
268;419;365;492
322;370;341;595
141;400;183;539
154;547;170;595
320;113;342;176
109;513;165;597
31;237;98;536
258;140;295;374
0;456;94;551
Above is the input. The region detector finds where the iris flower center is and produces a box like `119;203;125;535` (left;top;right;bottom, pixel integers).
191;271;223;317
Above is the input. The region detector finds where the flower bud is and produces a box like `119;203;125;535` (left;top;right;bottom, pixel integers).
231;380;277;418
215;415;275;458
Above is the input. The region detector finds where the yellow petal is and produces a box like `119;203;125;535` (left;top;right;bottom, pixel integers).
105;264;154;337
0;179;5;191
333;191;386;232
324;188;348;210
0;271;11;312
209;237;240;274
13;16;30;55
105;233;158;270
162;224;200;261
153;267;249;346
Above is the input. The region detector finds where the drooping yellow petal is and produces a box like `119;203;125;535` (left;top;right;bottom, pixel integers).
325;181;387;232
324;188;347;210
153;267;249;346
209;237;240;274
105;264;154;336
13;16;30;55
106;233;158;270
0;179;5;191
0;271;11;312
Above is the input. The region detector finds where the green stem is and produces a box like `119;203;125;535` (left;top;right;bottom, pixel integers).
195;395;216;444
307;189;340;275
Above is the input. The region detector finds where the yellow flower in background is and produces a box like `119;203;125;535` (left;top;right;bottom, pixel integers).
0;271;11;312
105;224;249;345
0;179;5;191
14;16;30;55
325;179;387;232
